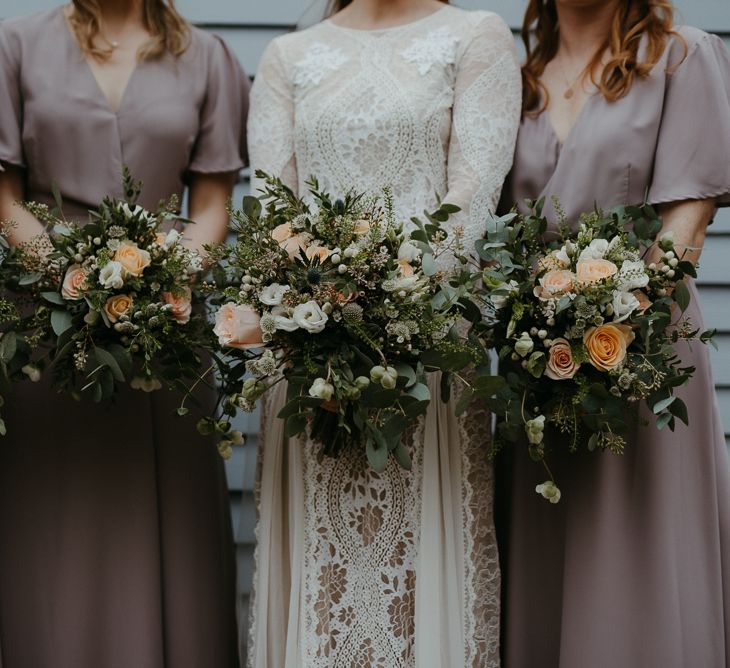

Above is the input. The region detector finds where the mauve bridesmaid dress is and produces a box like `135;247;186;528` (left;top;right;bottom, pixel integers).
498;27;730;668
0;8;249;668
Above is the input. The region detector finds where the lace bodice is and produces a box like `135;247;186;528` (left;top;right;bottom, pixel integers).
248;6;521;267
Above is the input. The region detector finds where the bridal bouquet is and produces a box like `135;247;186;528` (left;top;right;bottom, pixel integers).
0;172;214;412
479;201;715;502
209;173;489;470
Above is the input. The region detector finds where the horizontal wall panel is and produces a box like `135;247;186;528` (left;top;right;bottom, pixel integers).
718;388;730;435
697;235;730;285
208;26;289;75
710;335;730;385
698;286;730;332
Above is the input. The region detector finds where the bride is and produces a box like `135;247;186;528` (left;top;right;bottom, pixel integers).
245;0;521;665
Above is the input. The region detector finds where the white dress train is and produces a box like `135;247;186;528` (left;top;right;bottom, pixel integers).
244;6;522;667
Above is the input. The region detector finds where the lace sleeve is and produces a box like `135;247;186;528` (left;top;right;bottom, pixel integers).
248;39;298;195
445;13;522;258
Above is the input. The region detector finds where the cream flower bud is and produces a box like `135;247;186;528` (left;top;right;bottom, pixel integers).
536;481;561;504
515;332;535;358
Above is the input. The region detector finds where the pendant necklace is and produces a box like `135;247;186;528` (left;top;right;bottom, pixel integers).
557;56;587;100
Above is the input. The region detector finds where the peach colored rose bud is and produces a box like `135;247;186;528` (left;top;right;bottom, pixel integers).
162;287;192;324
576;259;618;285
305;245;331;263
61;264;89;300
214;303;264;350
583;323;635;371
353;219;371;236
633;291;652;314
397;259;415;277
103;294;133;323
271;222;293;244
534;269;575;300
280;233;313;260
114;241;151;277
545;338;580;380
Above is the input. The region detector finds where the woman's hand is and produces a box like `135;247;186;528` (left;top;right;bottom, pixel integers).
653;198;717;266
0;164;46;246
184;171;238;263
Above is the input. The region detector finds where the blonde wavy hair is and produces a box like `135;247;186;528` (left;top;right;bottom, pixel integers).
522;0;685;114
68;0;190;61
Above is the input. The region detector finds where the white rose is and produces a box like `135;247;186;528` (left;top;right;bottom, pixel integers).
578;238;610;261
121;203;145;219
99;261;125;289
271;306;299;332
398;241;422;262
490;280;519;310
292;301;329;334
163;229;181;249
616;260;650;291
612;290;641;323
187;252;204;275
309;378;335;401
260;283;291;307
554;246;570;267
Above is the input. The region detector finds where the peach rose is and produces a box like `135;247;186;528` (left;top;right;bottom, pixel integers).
214;303;264;350
398;259;415;277
278;232;312;260
353;219;371;236
534;269;575;300
305;245;331;263
633;291;652;314
104;294;133;323
583;323;635;371
155;232;167;246
163;287;192;324
61;264;88;300
545;338;580;380
271;222;293;243
114;241;151;277
576;258;618;285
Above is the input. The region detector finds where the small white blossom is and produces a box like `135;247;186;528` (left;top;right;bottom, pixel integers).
309;378;335;401
260;283;291;307
536;481;562;504
99;261;125;289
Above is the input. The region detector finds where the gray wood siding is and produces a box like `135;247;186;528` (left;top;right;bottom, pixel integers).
3;0;729;635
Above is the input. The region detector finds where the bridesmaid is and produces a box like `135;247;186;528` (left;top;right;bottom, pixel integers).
498;1;730;667
0;2;248;667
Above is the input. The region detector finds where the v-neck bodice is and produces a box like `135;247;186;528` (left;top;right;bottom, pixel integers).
0;7;248;222
500;26;730;230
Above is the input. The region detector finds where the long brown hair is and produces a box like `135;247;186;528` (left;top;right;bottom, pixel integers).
522;0;683;113
326;0;449;17
68;0;190;62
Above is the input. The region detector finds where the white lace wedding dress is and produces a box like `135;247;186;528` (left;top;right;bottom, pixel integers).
245;6;521;667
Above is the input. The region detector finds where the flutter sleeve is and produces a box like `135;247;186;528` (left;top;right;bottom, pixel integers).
648;31;730;207
0;22;25;171
188;35;249;175
445;12;522;258
247;38;298;196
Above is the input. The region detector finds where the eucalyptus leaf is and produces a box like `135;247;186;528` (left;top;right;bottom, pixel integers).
674;280;690;313
41;291;65;306
18;272;43;286
94;347;126;382
652;395;676;414
51;310;73;337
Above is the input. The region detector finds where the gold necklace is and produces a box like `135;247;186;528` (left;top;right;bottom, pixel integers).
556;55;587;100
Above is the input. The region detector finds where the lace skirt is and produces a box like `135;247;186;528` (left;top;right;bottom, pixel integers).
246;374;499;668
